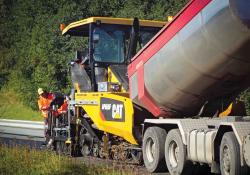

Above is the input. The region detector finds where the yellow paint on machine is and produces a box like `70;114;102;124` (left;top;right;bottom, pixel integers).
62;17;166;35
75;92;138;145
219;103;233;117
107;67;126;92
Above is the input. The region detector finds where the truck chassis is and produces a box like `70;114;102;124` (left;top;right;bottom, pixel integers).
142;117;250;174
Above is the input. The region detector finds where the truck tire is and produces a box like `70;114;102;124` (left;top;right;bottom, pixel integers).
142;126;167;173
165;129;193;175
220;132;249;175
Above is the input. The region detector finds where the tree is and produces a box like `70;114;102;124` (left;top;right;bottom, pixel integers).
1;0;249;114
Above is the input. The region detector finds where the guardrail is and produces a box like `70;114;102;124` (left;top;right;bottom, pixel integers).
0;119;45;142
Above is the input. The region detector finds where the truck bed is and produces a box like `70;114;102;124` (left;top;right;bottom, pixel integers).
128;0;250;117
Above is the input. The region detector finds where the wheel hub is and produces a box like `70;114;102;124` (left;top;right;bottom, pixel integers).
222;145;230;175
168;140;179;168
145;138;155;163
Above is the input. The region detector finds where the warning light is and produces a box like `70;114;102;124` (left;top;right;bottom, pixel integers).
60;23;66;31
167;16;173;22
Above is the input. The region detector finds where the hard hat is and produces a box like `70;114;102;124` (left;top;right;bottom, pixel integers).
37;88;44;95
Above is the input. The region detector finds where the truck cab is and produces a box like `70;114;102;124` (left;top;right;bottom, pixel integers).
62;17;166;93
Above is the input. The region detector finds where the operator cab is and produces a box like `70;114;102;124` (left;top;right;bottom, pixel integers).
62;17;166;92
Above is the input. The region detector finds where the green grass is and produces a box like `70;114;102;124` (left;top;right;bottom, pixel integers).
0;90;42;121
0;144;134;175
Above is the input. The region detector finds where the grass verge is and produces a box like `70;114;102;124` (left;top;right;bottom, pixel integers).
0;144;133;175
0;90;42;121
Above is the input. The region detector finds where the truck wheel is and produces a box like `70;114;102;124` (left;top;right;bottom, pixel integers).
220;132;248;175
143;127;167;173
165;129;193;175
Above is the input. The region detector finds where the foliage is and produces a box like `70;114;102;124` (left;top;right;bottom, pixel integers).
0;0;249;114
0;144;135;175
0;0;188;110
241;88;250;115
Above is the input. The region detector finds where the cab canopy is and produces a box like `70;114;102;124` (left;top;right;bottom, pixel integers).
62;17;166;36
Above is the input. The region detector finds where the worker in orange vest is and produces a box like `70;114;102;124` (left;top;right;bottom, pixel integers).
37;87;55;144
38;88;69;147
38;87;68;123
37;88;54;118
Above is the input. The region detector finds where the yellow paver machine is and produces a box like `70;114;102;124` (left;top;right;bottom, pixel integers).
54;17;165;161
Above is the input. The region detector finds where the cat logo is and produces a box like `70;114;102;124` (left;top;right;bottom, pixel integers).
112;104;123;119
100;98;125;122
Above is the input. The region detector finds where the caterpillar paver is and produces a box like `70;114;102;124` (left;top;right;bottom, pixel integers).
51;17;166;161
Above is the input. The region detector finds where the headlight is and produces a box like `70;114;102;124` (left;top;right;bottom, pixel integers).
98;82;121;92
110;83;121;92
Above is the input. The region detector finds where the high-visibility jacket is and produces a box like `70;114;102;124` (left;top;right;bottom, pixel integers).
57;100;68;114
38;93;54;118
52;100;68;117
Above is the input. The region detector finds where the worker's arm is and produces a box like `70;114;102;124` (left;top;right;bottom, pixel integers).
41;106;50;110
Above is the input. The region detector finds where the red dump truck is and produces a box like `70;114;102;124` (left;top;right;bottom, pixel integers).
128;0;250;174
50;0;250;174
